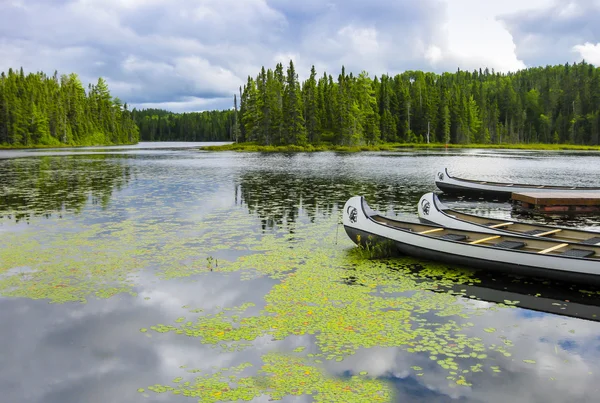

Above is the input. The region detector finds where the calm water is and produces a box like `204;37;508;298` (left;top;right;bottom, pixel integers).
2;143;600;403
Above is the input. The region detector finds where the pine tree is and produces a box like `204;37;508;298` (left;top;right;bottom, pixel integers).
303;65;319;143
232;94;241;142
282;60;307;145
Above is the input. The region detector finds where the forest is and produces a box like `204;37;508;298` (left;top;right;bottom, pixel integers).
0;68;139;147
131;108;234;142
234;60;600;146
2;61;600;147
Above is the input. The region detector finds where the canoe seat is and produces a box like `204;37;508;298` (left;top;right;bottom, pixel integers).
579;237;600;245
522;229;547;236
487;222;514;228
493;240;526;250
438;234;468;242
560;249;595;258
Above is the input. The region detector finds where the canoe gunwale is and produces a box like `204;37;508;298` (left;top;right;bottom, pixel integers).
442;167;600;191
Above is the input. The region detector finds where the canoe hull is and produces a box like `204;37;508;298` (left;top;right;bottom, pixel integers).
435;179;514;199
344;225;600;286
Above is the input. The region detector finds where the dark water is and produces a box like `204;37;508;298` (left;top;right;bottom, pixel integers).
1;143;600;403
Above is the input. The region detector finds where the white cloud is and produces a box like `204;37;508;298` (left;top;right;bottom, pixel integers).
1;0;598;112
425;45;443;65
428;0;552;73
573;42;600;65
499;0;600;67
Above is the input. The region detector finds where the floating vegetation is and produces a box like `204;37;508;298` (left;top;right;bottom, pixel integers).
2;197;527;398
349;234;397;259
144;353;392;402
137;216;527;399
0;207;263;302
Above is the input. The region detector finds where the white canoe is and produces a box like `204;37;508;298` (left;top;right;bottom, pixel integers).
343;195;600;285
435;168;600;198
417;192;600;245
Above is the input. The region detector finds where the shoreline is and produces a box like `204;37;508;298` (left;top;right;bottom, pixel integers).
4;141;599;152
199;142;600;153
0;142;140;150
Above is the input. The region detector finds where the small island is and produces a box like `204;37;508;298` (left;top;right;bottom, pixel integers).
200;60;600;152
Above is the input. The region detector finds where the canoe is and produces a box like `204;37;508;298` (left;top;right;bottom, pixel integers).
342;195;600;285
435;167;600;198
417;192;600;244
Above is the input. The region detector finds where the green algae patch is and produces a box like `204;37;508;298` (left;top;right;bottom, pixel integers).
0;206;263;302
141;216;522;390
0;221;143;303
144;353;392;402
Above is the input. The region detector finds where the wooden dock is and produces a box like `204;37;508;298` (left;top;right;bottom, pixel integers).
511;191;600;214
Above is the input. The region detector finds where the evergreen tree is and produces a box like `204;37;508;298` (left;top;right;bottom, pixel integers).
282;60;307;145
0;68;139;147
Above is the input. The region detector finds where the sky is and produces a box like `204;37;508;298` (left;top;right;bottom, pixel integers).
1;0;599;113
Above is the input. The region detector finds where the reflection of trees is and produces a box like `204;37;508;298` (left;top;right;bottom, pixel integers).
235;171;427;231
0;155;132;222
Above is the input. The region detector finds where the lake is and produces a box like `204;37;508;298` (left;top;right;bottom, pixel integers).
1;142;600;403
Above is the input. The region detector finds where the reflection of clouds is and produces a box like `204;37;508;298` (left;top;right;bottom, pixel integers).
326;347;470;401
0;268;284;403
325;301;600;403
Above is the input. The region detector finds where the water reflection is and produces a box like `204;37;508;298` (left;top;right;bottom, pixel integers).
235;170;427;232
1;146;600;403
0;270;279;403
411;264;600;323
329;261;600;403
0;155;133;222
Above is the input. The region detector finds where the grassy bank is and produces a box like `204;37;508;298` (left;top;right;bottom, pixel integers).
200;142;600;152
394;142;600;151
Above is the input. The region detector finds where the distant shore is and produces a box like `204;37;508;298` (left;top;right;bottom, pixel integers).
199;142;600;153
0;142;139;150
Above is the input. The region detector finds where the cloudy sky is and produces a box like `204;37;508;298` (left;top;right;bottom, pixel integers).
1;0;599;112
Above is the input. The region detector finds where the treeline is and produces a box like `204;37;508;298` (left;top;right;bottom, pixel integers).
0;68;139;147
236;60;600;146
131;108;234;141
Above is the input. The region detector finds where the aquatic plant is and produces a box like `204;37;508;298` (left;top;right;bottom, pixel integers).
141;353;392;402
